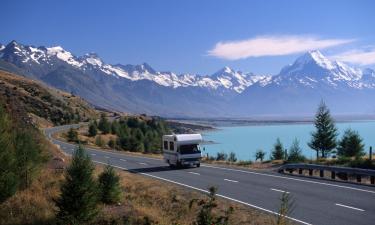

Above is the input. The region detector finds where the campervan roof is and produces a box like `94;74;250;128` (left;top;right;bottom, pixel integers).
163;134;202;143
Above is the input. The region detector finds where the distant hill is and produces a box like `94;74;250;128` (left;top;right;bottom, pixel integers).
0;70;99;127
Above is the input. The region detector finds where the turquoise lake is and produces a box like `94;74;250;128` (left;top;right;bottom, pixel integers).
201;121;375;161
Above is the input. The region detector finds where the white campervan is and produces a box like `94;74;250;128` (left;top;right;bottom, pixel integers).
162;134;202;167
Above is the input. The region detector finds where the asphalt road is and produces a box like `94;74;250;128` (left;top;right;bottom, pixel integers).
45;124;375;225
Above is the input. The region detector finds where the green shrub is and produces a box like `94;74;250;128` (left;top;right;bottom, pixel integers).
98;165;122;204
55;145;98;225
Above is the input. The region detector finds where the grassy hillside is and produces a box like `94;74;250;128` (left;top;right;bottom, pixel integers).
0;70;280;225
0;69;98;127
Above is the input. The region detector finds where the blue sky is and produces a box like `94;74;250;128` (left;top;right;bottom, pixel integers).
1;0;374;75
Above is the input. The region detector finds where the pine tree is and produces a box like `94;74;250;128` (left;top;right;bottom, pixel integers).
271;138;284;160
0;105;19;202
98;165;122;204
15;130;43;189
98;114;111;134
228;152;237;162
287;138;305;162
67;128;79;143
308;101;338;158
55;145;98;225
88;122;97;137
337;129;365;158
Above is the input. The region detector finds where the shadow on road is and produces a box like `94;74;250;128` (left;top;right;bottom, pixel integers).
128;165;191;174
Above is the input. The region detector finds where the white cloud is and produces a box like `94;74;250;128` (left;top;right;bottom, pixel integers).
207;35;354;60
330;49;375;65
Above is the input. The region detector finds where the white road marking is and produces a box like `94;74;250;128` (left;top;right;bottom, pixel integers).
188;172;200;175
92;160;127;170
104;156;110;159
91;154;96;156
335;203;365;212
224;178;239;183
271;188;290;194
139;162;147;165
202;164;375;194
141;173;312;225
58;153;312;225
54;134;374;196
120;159;127;162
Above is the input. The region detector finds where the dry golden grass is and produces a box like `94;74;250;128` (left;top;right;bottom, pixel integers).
0;135;280;225
94;164;278;225
0;140;65;225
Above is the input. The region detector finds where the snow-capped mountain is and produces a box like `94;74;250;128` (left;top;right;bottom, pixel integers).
235;50;375;115
272;50;371;89
0;41;374;117
0;41;267;94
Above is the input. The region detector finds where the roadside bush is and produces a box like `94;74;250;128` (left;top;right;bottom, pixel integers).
276;192;295;225
67;128;79;143
228;152;237;163
189;186;233;225
255;149;266;162
287;139;305;163
98;114;111;134
95;135;105;147
55;145;98;225
88;122;97;137
271;138;285;160
108;138;115;149
216;151;228;161
337;128;365;158
98;165;122;204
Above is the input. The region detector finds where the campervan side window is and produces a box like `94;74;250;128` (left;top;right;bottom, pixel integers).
169;141;174;151
163;141;168;150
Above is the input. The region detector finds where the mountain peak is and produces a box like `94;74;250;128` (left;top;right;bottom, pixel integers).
139;63;156;73
294;50;335;70
83;52;100;58
81;53;103;67
213;66;235;77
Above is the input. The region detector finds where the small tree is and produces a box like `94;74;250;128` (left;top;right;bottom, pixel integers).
0;105;19;203
255;149;266;162
67;128;79;143
308;101;338;159
88;122;97;137
228;152;237;163
95;135;105;147
276;193;295;225
216;151;228;161
98;165;122;204
337;129;365;158
98;114;111;134
15;130;43;189
55;145;98;225
108;138;116;149
287;139;305;163
189;186;233;225
271;138;284;160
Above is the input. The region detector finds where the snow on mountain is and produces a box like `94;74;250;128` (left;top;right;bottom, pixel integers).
0;41;273;93
1;41;373;95
266;50;371;89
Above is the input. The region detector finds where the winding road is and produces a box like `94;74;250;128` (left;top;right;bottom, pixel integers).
45;124;375;225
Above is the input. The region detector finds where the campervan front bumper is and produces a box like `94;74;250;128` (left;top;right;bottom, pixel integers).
180;158;200;166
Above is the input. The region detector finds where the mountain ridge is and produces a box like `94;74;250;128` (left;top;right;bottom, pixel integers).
0;41;374;117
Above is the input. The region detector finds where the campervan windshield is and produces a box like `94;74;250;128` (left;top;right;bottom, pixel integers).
178;144;201;154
